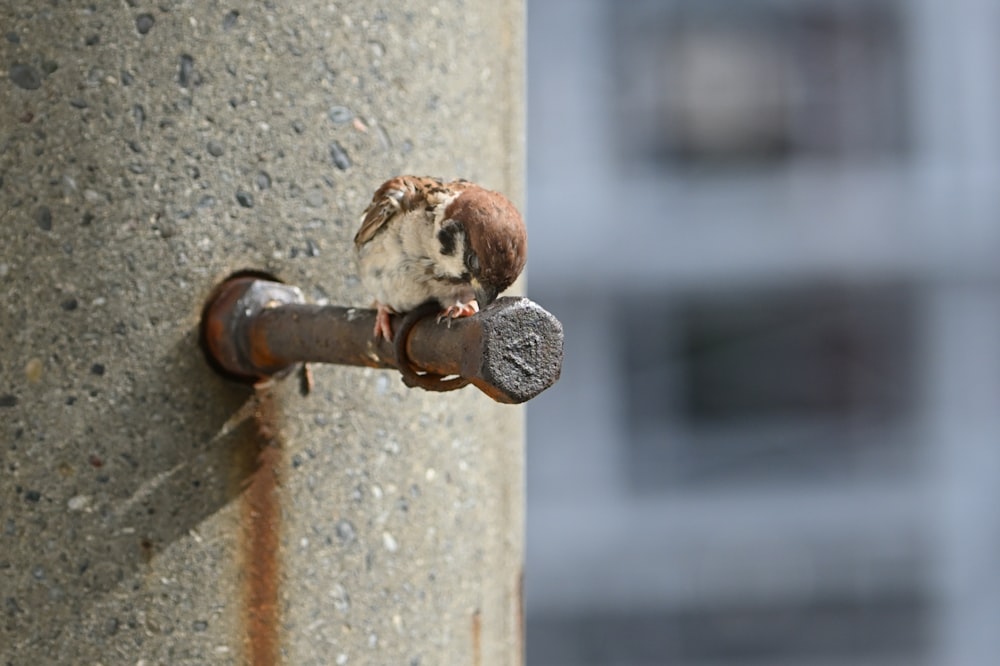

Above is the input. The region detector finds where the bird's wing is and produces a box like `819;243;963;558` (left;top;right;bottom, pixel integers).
354;176;468;247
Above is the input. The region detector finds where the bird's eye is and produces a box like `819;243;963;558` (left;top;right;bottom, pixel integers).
467;253;480;273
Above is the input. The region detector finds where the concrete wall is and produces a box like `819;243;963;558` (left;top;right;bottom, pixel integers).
1;1;524;663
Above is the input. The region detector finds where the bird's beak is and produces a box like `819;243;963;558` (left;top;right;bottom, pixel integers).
471;278;497;308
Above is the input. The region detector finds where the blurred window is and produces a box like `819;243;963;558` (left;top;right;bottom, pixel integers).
622;284;917;488
614;0;907;167
529;592;928;666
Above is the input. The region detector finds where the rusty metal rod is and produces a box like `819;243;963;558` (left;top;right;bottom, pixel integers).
201;276;563;404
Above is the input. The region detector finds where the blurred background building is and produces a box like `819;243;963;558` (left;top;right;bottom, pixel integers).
524;0;1000;664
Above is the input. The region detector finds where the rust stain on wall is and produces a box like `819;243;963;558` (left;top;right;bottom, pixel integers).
517;568;525;665
234;388;284;666
472;608;482;666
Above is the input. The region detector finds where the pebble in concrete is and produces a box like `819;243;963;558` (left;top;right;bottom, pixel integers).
9;63;42;90
135;13;155;34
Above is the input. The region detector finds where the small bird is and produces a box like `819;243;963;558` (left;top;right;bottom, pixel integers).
355;176;527;341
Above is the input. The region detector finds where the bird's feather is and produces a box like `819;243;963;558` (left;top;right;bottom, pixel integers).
354;176;468;247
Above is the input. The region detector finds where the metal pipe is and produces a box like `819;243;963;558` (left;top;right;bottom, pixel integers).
201;276;563;404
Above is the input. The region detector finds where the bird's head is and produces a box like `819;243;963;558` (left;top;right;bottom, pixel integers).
439;186;527;307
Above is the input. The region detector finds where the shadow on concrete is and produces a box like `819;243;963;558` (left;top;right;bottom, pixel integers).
2;324;271;659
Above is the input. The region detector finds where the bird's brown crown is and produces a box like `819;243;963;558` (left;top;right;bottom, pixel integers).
445;187;527;293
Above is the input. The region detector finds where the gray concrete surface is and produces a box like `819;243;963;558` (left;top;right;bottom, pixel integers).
1;1;524;663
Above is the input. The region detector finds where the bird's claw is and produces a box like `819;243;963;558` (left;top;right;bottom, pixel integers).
373;303;396;341
436;300;479;326
376;300;478;340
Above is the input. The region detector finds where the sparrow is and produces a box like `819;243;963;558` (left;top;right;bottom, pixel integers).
355;175;527;341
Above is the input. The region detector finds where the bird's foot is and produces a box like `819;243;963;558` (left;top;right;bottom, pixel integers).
437;300;480;326
373;303;397;341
